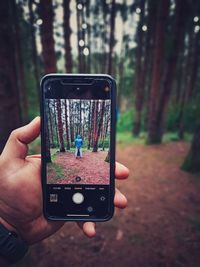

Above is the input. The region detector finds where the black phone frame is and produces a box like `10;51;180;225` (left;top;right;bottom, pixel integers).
40;74;116;222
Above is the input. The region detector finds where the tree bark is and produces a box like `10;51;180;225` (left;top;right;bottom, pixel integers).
92;100;99;147
69;100;74;143
133;0;145;136
0;0;21;152
63;0;73;73
47;99;54;147
88;100;95;149
147;0;170;144
28;0;40;96
64;99;70;150
153;0;189;143
40;0;57;73
56;99;65;152
13;1;29;124
93;101;105;152
76;0;84;72
53;100;59;146
182;120;200;173
107;0;116;75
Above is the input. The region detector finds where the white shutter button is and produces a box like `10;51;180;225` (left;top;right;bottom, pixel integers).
72;193;84;204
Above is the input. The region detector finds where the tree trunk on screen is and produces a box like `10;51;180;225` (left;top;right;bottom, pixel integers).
56;99;65;152
107;0;116;75
79;100;82;134
87;101;92;149
40;0;57;73
28;0;40;96
65;99;70;150
0;0;21;153
154;0;188;143
133;0;145;136
63;0;73;73
147;0;170;144
102;104;109;151
105;150;110;163
92;101;99;147
88;100;95;149
93;101;105;152
69;100;74;143
53;100;59;147
45;118;51;162
182;120;200;173
47;99;54;147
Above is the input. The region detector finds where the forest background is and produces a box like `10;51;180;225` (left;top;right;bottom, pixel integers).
1;0;200;266
1;0;200;170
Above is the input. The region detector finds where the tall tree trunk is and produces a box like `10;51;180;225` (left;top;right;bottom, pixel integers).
69;100;74;143
147;0;170;144
0;0;21;152
182;120;200;173
63;0;73;73
45;118;52;162
186;30;200;100
177;29;200;138
28;0;40;96
76;0;83;72
47;99;54;147
154;0;189;143
13;1;29;124
40;0;57;162
79;99;82;134
85;0;91;73
143;0;158;130
53;100;59;146
92;100;99;146
64;99;70;150
176;28;194;139
133;0;145;136
40;0;57;73
107;0;116;75
102;104;109;151
101;0;108;73
56;99;65;152
88;100;95;149
93;101;105;152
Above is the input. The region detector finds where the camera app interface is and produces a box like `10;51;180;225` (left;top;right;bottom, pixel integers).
44;89;112;218
46;99;110;185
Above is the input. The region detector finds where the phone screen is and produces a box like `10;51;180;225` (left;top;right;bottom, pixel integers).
41;75;115;220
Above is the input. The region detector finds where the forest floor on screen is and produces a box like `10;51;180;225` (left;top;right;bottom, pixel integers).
47;149;110;184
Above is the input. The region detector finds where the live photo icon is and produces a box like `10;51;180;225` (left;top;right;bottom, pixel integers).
50;194;58;202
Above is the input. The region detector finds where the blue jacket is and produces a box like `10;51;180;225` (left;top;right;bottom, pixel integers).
75;135;83;149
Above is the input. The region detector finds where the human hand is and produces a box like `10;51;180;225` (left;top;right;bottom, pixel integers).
0;117;129;244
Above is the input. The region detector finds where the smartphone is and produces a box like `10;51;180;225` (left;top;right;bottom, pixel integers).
40;74;116;221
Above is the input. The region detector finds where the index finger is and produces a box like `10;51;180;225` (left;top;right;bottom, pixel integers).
115;162;129;180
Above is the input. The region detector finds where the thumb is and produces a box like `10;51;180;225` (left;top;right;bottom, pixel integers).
2;117;40;159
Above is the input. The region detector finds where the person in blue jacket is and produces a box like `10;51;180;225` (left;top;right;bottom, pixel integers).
75;134;83;158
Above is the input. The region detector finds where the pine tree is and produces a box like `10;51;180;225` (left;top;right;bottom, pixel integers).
0;0;21;152
56;99;65;152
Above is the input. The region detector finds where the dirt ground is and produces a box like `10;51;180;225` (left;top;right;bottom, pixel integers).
18;142;200;267
47;150;109;184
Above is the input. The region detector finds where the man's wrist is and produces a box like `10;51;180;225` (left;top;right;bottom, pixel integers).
0;218;18;236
